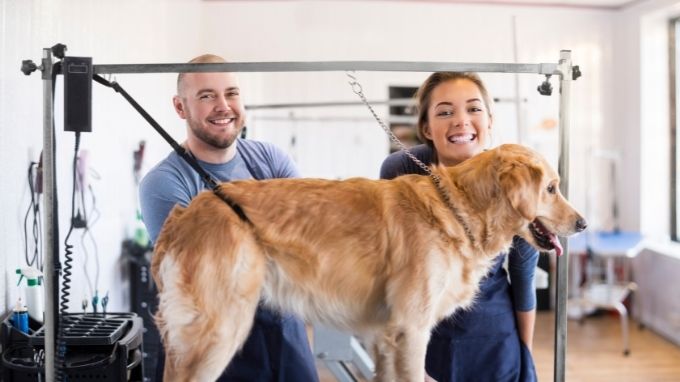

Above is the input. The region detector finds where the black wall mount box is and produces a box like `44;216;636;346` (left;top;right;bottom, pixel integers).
63;56;92;133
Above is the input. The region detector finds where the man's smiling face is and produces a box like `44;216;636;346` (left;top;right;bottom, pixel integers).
174;71;245;150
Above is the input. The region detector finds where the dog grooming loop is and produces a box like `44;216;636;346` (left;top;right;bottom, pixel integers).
25;46;578;382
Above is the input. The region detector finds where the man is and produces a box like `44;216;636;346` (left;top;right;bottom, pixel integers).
139;54;319;381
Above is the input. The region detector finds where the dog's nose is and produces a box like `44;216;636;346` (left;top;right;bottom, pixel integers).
575;217;588;232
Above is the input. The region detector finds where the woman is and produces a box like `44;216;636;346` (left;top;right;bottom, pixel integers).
380;72;539;382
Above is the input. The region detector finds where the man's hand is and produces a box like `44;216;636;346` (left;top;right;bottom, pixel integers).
425;371;437;382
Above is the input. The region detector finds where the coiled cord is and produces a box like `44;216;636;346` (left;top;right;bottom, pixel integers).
56;131;80;382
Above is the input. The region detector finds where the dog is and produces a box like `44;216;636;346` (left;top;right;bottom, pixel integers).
151;143;586;381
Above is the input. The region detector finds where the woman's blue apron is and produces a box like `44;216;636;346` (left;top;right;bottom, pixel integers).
425;256;537;382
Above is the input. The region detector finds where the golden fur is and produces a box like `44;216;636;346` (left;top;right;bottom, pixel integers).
151;144;585;381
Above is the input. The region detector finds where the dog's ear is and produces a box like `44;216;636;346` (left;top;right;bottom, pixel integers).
499;162;543;221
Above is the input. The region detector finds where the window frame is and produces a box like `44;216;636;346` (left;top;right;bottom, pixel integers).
670;18;679;242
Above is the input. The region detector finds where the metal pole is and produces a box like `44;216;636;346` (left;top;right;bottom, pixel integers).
554;50;573;382
93;61;558;75
245;96;523;111
41;47;56;382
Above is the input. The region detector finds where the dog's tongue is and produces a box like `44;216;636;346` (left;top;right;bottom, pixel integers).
549;234;563;257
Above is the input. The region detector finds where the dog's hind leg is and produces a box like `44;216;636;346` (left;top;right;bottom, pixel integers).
175;300;262;382
157;238;266;381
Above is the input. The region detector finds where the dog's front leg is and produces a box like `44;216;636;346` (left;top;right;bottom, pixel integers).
372;331;397;382
394;327;429;382
372;326;429;382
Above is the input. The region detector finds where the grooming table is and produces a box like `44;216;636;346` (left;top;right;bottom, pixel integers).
568;231;644;355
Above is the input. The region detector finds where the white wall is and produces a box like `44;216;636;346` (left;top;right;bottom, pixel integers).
0;0;617;314
0;0;205;314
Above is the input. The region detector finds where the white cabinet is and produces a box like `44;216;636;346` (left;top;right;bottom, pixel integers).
633;248;680;346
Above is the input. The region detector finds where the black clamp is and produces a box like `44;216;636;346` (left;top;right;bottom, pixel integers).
51;43;67;59
20;43;68;76
537;75;553;96
21;60;38;76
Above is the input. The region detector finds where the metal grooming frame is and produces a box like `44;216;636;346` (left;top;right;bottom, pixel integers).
244;96;524;110
35;48;577;382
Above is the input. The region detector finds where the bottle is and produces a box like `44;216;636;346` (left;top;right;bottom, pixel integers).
11;298;29;334
16;267;44;323
133;209;150;248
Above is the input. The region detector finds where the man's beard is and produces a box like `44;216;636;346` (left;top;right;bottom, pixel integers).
188;118;243;149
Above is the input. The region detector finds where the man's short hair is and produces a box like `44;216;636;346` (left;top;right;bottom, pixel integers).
177;54;227;94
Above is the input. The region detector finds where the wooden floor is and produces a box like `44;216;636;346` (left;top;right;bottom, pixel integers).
318;311;680;381
533;311;680;382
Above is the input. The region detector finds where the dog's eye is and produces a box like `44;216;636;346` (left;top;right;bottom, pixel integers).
547;184;556;194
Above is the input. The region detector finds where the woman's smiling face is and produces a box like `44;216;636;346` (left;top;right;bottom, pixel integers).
423;78;493;166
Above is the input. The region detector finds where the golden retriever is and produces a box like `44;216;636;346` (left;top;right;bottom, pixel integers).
151;143;586;382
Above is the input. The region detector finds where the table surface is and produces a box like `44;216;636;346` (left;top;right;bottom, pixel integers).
568;230;644;257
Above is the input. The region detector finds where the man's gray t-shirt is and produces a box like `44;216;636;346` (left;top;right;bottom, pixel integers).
139;138;299;242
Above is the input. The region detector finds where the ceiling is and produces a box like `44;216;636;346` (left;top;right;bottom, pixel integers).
206;0;646;11
454;0;642;9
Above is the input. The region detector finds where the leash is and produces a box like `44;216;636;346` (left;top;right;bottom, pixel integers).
93;74;250;223
346;72;477;248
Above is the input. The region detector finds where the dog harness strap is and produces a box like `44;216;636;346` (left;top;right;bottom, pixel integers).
93;74;251;223
213;186;251;224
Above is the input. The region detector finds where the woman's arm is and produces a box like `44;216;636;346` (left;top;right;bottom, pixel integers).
380;144;434;179
507;236;540;350
515;309;536;352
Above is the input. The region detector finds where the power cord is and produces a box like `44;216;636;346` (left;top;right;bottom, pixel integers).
23;160;43;269
56;130;81;382
78;161;101;302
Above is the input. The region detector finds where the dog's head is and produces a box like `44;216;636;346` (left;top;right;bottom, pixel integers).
452;144;586;256
495;144;586;256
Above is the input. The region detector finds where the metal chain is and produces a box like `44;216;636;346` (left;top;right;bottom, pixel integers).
345;72;437;180
345;72;476;247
